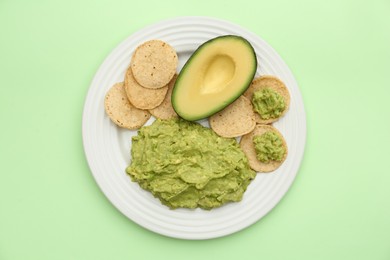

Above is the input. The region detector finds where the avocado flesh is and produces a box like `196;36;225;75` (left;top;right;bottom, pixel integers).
172;35;257;121
201;54;235;95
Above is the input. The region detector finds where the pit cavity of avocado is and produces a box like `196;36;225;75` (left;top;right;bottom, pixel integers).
200;55;236;95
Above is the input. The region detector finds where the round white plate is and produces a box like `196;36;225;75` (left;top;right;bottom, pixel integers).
82;16;306;240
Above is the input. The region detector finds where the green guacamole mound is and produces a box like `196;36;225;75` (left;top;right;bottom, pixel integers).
252;88;285;120
126;118;256;210
253;131;286;163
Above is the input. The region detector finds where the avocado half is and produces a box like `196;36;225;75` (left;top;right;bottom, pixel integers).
172;35;257;121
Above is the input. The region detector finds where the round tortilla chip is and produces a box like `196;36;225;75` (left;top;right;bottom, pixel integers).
131;40;178;89
104;82;151;129
209;95;256;138
124;68;168;110
243;75;290;124
240;124;288;173
149;74;179;120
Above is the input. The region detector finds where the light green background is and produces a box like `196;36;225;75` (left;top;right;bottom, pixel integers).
1;0;389;259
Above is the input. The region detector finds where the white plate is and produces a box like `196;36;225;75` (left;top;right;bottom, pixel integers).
82;16;306;240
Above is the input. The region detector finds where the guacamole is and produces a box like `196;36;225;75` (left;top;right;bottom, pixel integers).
252;88;285;120
126;118;256;210
253;131;286;163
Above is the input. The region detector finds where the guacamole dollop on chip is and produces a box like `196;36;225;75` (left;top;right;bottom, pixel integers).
252;88;286;120
126;118;256;210
253;131;286;163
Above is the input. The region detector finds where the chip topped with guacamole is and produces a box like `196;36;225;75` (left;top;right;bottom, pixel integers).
253;131;286;163
126;118;256;210
240;124;288;173
243;75;290;124
252;88;286;120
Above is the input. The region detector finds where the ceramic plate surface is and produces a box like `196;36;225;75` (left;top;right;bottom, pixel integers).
82;16;306;240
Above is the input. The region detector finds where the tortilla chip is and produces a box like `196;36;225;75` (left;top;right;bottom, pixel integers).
243;75;290;124
209;96;256;138
149;74;179;120
130;40;178;89
240;124;288;172
124;68;168;110
104;82;151;129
